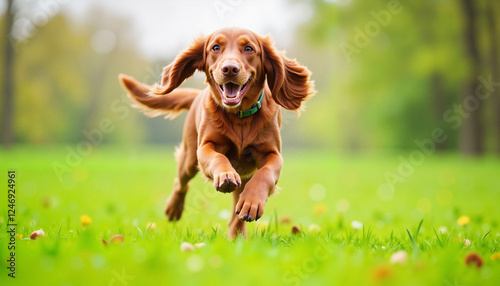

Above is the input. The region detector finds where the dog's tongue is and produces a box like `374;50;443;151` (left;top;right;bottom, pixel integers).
223;82;240;98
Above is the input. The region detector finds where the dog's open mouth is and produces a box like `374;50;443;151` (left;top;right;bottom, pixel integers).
217;76;252;108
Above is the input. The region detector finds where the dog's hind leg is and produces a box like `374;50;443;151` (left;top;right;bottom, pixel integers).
164;143;198;221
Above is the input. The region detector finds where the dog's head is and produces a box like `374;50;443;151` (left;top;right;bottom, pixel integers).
152;27;315;112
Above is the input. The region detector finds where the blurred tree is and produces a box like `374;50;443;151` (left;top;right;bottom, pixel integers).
299;0;500;154
301;0;464;150
458;0;483;156
1;0;15;147
485;0;500;154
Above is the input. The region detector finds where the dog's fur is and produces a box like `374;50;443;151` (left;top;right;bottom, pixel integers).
119;27;315;238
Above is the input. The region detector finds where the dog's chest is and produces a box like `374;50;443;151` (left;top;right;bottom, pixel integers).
225;145;258;178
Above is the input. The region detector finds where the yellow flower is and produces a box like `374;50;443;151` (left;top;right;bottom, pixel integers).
491;253;500;261
80;215;92;226
457;215;470;226
16;233;23;239
313;203;327;215
308;224;321;233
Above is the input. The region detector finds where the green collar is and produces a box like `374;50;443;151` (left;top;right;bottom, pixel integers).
237;91;264;118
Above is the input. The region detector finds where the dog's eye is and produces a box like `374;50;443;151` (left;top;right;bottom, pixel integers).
211;45;220;52
244;46;254;53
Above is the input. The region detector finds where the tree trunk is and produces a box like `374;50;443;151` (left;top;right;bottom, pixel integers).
458;0;483;156
1;0;15;147
486;0;500;154
416;2;450;151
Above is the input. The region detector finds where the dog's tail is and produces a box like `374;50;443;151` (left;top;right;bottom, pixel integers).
118;74;200;119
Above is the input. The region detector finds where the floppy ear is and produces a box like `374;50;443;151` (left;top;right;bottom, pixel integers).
152;36;206;95
262;36;315;111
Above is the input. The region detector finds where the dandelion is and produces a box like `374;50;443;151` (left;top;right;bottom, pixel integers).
308;224;321;233
29;229;46;240
389;251;408;264
490;253;500;261
80;215;92;227
181;242;195;252
313;203;327;215
291;225;301;234
457;215;470;226
464;253;483;268
351;220;363;230
16;233;23;239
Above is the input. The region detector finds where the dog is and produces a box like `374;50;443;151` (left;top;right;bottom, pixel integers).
119;27;315;238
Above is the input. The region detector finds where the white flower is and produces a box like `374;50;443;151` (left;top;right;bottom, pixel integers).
351;220;363;230
389;250;408;264
180;242;195;252
194;243;206;249
463;239;471;247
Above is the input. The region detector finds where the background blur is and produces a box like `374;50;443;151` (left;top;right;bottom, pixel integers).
1;0;499;156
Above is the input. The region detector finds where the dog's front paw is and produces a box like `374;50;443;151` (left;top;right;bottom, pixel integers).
214;171;241;193
235;189;268;222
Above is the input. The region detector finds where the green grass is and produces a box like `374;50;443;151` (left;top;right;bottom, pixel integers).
1;146;500;285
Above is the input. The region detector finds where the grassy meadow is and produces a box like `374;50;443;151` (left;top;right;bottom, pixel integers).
1;146;499;285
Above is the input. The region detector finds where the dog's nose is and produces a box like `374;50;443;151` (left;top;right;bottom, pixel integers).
221;62;240;76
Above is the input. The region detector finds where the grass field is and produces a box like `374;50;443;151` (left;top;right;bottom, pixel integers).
1;146;499;285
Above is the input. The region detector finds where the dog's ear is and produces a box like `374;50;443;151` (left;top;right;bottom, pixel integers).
262;36;315;111
152;36;206;95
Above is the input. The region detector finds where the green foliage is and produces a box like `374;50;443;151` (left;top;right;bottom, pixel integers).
2;1;499;151
297;0;498;151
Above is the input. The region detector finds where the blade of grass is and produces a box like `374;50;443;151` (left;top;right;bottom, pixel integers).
274;208;278;235
145;223;153;238
415;219;423;241
406;228;415;248
57;219;64;238
482;230;492;242
137;226;144;239
433;227;443;247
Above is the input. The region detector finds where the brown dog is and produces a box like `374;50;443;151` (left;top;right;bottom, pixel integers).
119;27;314;238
